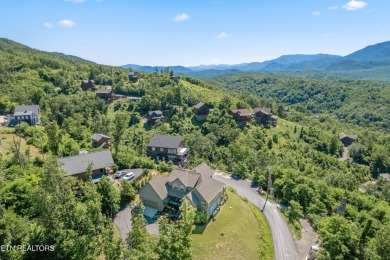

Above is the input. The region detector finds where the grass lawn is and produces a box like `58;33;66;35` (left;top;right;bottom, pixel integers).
192;190;274;260
0;133;43;159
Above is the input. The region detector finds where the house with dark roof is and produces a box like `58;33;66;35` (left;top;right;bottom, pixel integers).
338;133;358;146
193;102;211;121
59;150;115;183
228;109;253;126
147;135;190;167
92;133;111;149
254;108;278;127
9;105;40;127
81;80;97;91
128;71;139;83
146;110;165;125
139;163;226;220
95;88;114;103
170;75;179;84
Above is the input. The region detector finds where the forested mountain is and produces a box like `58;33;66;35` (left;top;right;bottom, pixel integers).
123;41;390;81
1;38;390;260
205;72;390;132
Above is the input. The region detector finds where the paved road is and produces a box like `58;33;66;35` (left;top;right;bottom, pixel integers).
213;173;299;260
114;206;133;240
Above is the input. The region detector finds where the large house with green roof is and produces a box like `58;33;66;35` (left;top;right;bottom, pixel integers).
139;163;226;220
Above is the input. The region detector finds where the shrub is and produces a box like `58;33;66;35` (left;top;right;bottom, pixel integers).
195;210;208;224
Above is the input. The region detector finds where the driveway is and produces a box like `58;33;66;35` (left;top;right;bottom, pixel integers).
213;172;300;260
339;147;349;161
114;206;133;240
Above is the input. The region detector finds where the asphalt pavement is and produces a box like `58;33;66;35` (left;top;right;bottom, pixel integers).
213;172;300;260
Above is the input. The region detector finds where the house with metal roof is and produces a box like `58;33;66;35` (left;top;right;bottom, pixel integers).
254;108;278;127
139;163;226;220
193;102;211;121
59;150;115;183
9;105;40;127
147;135;190;167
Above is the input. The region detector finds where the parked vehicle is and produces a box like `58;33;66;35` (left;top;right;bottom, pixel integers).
115;170;127;178
123;172;135;181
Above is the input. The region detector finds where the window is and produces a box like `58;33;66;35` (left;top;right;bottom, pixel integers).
201;201;206;207
180;185;185;191
151;147;155;151
99;168;104;173
168;148;176;154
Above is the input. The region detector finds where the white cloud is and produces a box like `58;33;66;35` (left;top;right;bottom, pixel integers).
58;20;76;27
312;11;321;17
216;32;229;39
173;13;190;22
328;5;339;10
43;22;53;29
342;0;367;11
66;0;87;3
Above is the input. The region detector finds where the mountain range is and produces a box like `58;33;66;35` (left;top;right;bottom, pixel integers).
122;41;390;79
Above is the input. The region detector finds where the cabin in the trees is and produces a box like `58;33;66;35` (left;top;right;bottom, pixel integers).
147;135;189;167
81;80;97;91
338;133;358;146
170;75;179;84
95;88;114;104
59;150;115;183
146;110;165;125
254;108;278;127
92;133;111;149
128;71;139;83
10;105;40;127
139;162;226;220
193;102;210;121
229;109;253;126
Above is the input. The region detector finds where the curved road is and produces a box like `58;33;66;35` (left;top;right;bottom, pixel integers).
213;173;299;260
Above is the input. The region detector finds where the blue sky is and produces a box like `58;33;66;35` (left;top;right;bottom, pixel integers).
0;0;389;66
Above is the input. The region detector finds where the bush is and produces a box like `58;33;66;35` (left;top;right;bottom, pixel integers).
195;210;208;224
120;180;136;205
157;160;173;173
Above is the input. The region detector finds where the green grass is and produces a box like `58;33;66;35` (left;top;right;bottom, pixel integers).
192;190;274;260
0;133;43;159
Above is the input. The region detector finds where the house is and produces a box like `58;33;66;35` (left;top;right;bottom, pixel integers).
338;133;358;146
228;109;253;126
10;105;40;127
254;108;278;127
95;88;114;103
170;75;179;84
128;72;139;83
147;135;190;167
146;110;165;125
92;133;111;149
59;150;115;183
139;163;226;220
193;102;210;121
379;173;390;182
81;80;97;91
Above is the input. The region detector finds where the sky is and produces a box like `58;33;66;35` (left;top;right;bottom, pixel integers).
0;0;389;67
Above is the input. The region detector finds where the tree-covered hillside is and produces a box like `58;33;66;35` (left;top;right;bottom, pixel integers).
0;38;390;260
205;72;390;132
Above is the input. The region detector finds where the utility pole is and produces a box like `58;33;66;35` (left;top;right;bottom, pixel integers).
262;167;273;212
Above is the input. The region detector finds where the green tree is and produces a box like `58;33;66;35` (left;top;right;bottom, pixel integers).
113;113;129;155
287;200;303;222
120;180;136;205
96;176;120;218
45;121;61;155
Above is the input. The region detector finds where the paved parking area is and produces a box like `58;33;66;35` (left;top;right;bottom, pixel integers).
115;168;143;183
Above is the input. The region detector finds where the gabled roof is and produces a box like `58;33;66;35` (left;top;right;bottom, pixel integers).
82;79;95;84
147;110;163;117
128;71;139;76
194;178;225;204
254;108;272;115
14;111;33;116
338;133;358;140
147;176;168;200
193;102;206;109
230;109;252;116
167;169;200;188
192;162;214;178
95;89;113;94
92;133;111;142
147;135;182;149
59;150;114;176
14;105;40;115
